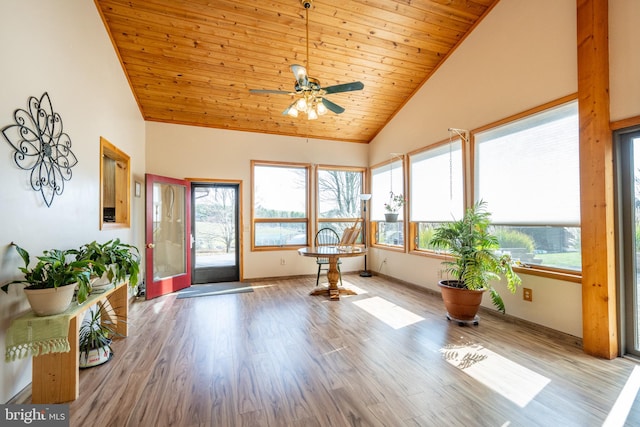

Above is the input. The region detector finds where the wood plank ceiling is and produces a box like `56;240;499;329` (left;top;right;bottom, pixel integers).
95;0;498;144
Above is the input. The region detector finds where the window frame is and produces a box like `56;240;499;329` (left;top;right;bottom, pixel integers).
315;165;366;240
370;157;407;251
408;137;466;254
251;160;311;251
473;98;581;276
100;136;131;230
405;96;582;282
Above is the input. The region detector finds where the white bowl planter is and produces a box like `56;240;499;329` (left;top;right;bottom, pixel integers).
23;284;76;316
90;266;115;290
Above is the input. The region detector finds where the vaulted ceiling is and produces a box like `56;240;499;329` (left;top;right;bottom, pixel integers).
95;0;498;144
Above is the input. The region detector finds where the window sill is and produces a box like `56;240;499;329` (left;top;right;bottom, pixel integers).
513;265;581;283
371;244;405;252
408;249;582;283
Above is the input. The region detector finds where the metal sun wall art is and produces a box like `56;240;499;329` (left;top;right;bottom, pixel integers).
2;92;78;207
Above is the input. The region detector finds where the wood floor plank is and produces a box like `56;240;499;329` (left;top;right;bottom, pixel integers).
14;274;639;426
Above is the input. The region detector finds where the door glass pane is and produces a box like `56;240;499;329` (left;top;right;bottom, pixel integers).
194;186;236;268
152;182;187;280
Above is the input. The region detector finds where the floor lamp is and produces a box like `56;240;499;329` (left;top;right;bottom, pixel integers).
359;193;372;277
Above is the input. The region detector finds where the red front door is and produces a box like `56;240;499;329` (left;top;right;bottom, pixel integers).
145;173;191;299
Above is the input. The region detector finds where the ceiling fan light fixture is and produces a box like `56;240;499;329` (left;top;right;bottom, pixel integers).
249;0;363;120
296;97;308;112
316;100;328;115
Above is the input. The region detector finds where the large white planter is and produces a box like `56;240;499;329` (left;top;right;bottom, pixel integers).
23;284;76;316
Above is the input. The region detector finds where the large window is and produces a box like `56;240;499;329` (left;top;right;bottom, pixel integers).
475;101;581;271
410;139;464;251
371;158;405;248
252;161;309;249
317;166;364;238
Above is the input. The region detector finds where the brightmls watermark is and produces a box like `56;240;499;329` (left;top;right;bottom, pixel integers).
1;404;69;426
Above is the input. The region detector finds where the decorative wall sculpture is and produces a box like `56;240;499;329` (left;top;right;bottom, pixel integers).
2;92;78;207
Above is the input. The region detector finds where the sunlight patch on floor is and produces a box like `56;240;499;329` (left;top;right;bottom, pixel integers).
152;299;167;314
340;281;368;295
249;284;275;290
352;296;424;329
603;365;640;427
440;343;550;408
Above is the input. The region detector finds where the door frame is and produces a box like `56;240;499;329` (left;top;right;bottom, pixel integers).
614;125;640;357
188;178;243;283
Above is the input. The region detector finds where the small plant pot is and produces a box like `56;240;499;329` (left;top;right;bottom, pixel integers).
79;343;113;368
384;213;398;222
23;284;76;316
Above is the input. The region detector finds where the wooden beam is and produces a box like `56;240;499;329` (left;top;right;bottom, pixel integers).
577;0;617;358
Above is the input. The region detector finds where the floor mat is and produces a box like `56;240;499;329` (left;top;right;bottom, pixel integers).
176;282;254;299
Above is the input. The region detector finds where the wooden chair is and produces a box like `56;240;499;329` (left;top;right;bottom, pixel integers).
314;228;343;287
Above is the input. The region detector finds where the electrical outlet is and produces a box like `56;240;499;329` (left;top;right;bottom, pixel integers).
523;288;533;302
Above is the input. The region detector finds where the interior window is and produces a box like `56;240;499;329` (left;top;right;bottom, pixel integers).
100;137;130;229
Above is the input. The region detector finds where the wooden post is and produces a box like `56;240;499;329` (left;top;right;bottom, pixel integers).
577;0;617;358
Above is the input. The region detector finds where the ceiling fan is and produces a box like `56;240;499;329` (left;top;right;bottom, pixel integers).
249;0;364;120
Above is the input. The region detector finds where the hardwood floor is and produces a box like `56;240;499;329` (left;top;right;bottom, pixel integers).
49;275;640;425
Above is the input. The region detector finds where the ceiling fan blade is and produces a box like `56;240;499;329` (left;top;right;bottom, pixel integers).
249;89;293;95
290;64;309;88
323;81;364;95
321;98;345;114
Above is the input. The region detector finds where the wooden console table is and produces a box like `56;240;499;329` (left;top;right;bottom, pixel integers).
6;282;128;403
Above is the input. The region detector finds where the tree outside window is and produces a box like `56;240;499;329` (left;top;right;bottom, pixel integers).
317;167;364;237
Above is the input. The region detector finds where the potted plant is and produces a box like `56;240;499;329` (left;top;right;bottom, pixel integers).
430;201;521;324
72;239;141;290
384;191;406;222
79;301;123;368
1;243;94;316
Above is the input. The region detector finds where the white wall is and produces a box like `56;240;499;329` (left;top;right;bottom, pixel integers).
145;122;369;278
610;0;640;121
0;0;145;403
371;0;579;336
